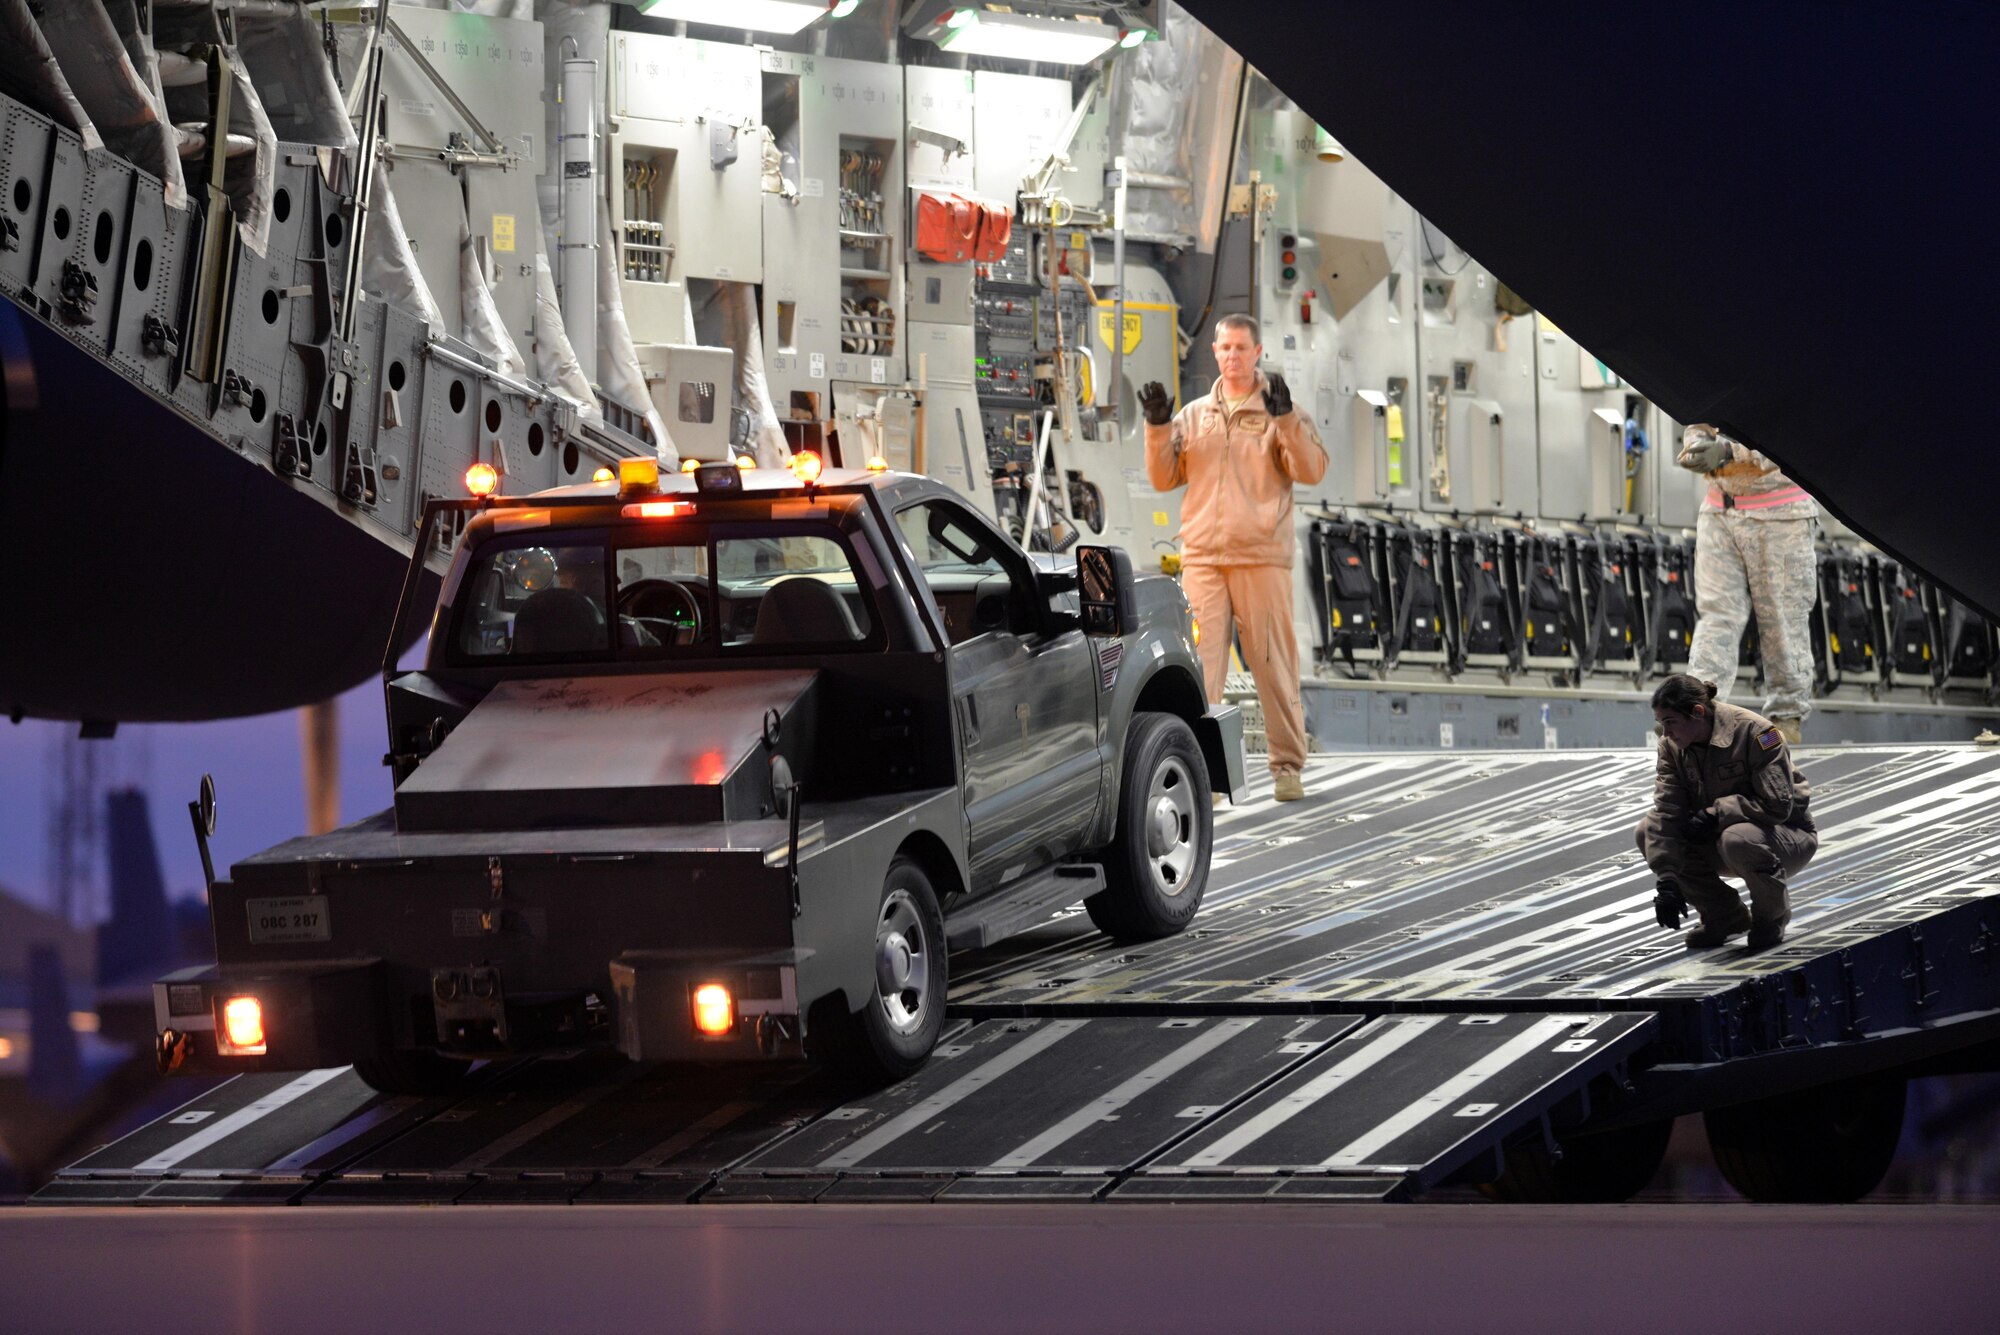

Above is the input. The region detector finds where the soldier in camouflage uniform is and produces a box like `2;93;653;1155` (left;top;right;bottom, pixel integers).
1678;424;1818;744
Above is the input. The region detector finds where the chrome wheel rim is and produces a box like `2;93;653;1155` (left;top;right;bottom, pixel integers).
1143;755;1199;898
875;888;931;1035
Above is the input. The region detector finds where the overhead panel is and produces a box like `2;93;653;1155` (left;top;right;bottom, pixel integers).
1408;229;1538;518
760;52;905;415
1318;187;1418;509
903;66;988;511
969;70;1071;203
611;32;764;297
381;8;547;346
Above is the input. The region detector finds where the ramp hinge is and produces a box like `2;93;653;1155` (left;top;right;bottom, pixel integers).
223;367;256;408
273;413;311;481
58;259;99;320
341;440;380;507
142;312;181;359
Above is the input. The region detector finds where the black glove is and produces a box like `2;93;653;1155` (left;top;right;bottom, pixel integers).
1262;372;1293;418
1139;381;1174;426
1653;878;1689;930
1683;808;1721;843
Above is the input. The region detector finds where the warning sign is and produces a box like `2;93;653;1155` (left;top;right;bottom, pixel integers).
1097;310;1142;355
491;214;516;253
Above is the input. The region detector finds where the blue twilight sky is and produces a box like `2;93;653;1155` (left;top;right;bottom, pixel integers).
0;676;393;919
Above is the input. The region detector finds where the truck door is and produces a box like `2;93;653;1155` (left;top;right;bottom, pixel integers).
893;498;1100;893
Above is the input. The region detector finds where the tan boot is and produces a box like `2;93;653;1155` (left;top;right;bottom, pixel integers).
1773;716;1802;746
1273;772;1305;802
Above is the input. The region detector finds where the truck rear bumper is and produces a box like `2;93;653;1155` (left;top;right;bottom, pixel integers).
611;948;809;1061
154;959;389;1075
154;947;814;1075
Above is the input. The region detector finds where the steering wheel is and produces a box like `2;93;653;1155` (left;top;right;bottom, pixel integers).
619;578;704;645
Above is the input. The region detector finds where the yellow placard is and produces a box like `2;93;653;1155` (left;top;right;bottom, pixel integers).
1153;510;1170;526
1097;310;1143;355
491;214;516;253
1384;403;1405;444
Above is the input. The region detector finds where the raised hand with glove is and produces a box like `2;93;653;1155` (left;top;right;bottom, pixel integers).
1139;381;1174;426
1653;877;1689;930
1261;372;1293;418
1676;424;1731;473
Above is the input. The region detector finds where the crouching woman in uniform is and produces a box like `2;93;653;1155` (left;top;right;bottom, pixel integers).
1638;674;1817;950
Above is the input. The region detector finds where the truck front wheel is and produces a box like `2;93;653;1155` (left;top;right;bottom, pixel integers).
1087;712;1212;941
812;856;948;1082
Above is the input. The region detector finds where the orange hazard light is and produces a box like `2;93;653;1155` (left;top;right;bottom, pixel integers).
221;996;266;1053
622;500;697;520
464;462;498;497
692;984;734;1037
789;450;823;485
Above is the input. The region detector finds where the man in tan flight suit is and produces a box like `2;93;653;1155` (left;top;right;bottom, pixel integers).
1142;313;1328;802
1637;674;1816;950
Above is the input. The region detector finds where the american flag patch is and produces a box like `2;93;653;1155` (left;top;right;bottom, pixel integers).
1757;727;1782;750
1096;640;1124;691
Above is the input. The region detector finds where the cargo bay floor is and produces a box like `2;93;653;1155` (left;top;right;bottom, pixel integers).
37;745;2000;1207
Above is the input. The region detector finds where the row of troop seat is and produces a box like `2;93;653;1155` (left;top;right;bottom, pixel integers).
1304;514;1998;700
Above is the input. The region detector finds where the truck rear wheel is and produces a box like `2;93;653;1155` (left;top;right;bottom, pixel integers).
353;1049;476;1097
1086;712;1211;941
812;856;948;1082
1704;1075;1907;1202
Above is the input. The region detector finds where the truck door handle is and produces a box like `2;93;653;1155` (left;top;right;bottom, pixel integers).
959;695;980;746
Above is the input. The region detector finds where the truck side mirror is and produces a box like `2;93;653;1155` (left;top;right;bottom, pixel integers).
1076;545;1137;637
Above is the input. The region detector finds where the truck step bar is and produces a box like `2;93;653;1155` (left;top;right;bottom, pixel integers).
944;863;1106;951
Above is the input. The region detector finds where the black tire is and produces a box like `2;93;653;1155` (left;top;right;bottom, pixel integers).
1479;1118;1674;1203
353;1048;476;1097
810;856;948;1082
1704;1076;1907;1202
1086;712;1211;941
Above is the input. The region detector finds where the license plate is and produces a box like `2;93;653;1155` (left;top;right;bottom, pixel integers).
246;896;332;944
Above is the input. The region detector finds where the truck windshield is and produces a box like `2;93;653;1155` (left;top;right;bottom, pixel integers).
453;521;878;663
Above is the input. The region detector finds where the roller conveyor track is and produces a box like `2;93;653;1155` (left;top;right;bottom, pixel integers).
38;746;2000;1207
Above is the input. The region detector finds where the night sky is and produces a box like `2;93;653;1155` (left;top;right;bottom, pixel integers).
0;676;393;920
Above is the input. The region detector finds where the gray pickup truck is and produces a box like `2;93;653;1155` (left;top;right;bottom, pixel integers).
155;458;1245;1092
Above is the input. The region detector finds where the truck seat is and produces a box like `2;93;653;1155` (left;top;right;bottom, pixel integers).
751;577;860;644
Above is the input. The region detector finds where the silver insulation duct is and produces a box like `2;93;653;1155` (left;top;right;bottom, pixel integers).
559;52;599;383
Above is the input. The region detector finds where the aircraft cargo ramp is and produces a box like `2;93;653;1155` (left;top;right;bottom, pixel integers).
38;745;2000;1207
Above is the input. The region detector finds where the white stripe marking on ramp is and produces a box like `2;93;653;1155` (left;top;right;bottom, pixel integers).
135;1067;352;1172
819;1020;1086;1170
1182;1017;1442;1167
1320;1015;1587;1168
991;1018;1260;1168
